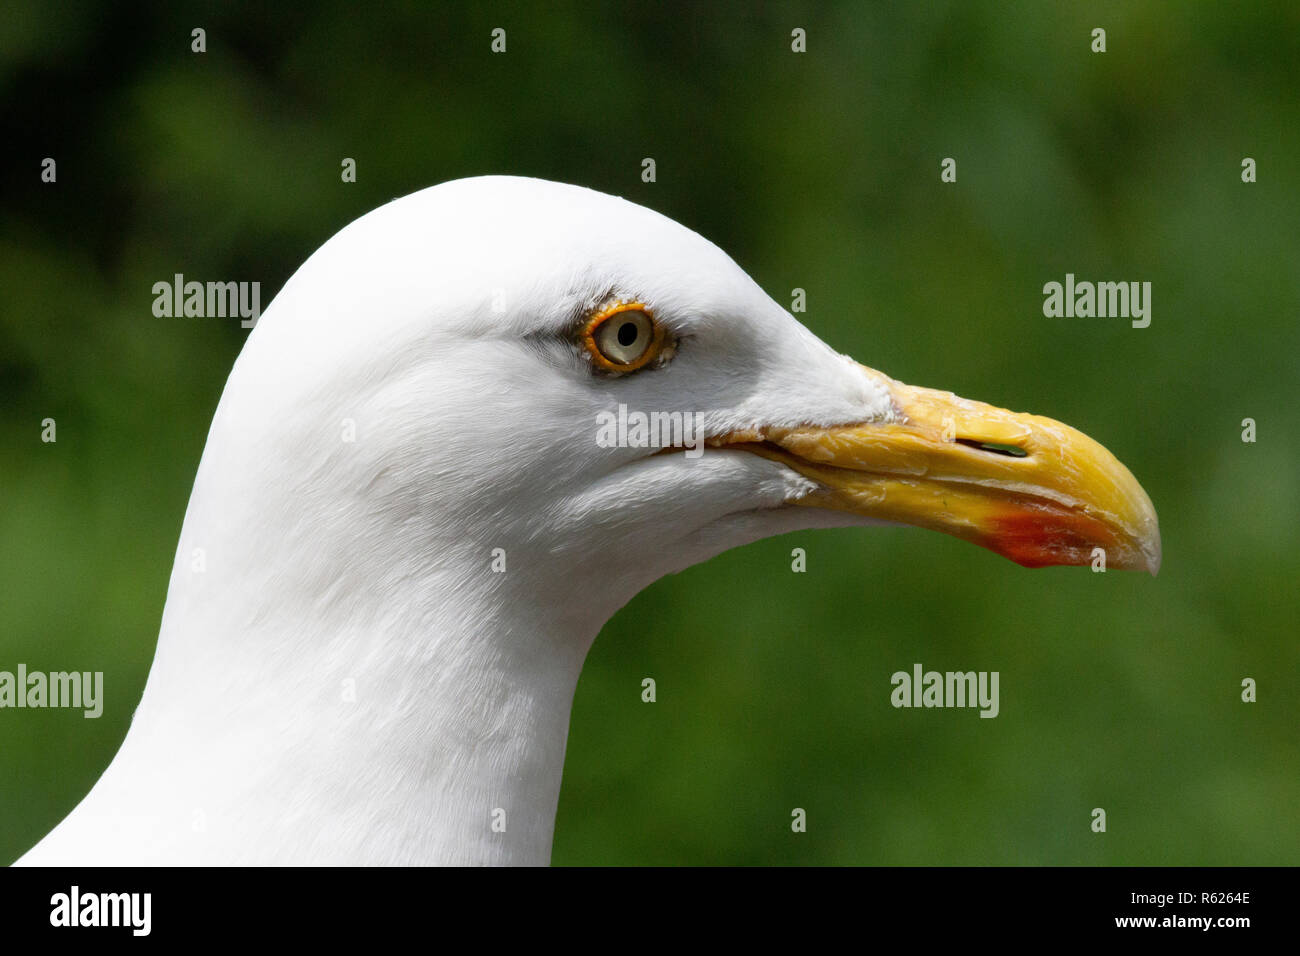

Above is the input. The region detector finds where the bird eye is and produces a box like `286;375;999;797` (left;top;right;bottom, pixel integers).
582;302;666;372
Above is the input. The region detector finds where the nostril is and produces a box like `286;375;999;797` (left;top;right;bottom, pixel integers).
956;438;1029;458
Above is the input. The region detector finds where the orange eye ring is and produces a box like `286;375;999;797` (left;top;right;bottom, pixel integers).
580;301;667;372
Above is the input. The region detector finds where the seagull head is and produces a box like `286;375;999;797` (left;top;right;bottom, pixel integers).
22;176;1163;866
229;175;1159;638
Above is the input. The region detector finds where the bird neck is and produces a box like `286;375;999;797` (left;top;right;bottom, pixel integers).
45;513;601;865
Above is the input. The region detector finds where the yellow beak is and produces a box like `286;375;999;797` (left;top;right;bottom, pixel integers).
719;365;1161;573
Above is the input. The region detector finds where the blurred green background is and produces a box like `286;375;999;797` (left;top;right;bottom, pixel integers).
2;1;1296;865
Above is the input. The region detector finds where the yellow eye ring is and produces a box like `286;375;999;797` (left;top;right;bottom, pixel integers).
581;301;667;372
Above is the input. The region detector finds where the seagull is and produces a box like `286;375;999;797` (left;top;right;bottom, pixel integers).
17;176;1160;866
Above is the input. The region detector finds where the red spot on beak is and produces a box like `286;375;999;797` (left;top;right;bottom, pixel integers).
982;505;1114;569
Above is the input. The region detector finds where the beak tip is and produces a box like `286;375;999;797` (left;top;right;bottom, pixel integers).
1131;499;1162;577
1144;536;1163;577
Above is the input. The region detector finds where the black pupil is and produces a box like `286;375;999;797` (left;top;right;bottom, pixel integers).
617;321;639;347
